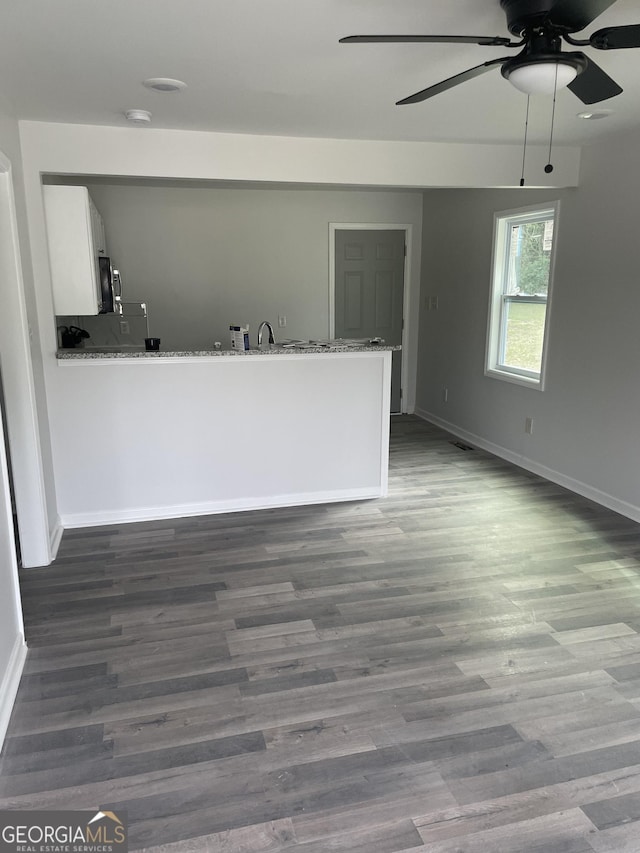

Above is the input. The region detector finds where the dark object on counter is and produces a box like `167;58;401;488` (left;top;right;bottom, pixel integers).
58;325;90;348
145;337;161;351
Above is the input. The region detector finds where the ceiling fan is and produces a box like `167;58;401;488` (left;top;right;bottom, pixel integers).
340;0;640;105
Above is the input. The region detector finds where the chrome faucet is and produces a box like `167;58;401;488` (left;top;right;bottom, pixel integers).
257;321;275;347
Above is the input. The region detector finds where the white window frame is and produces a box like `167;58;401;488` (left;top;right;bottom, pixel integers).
485;201;559;391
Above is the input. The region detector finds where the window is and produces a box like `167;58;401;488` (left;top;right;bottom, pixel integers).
485;202;558;389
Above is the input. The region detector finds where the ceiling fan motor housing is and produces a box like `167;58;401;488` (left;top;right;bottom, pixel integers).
500;0;576;35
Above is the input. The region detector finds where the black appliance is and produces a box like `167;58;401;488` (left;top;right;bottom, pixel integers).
58;325;90;348
98;256;122;314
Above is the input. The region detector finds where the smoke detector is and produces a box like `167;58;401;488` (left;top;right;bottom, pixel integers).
143;77;187;93
124;109;152;125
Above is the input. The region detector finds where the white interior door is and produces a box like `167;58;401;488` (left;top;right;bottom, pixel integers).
334;229;405;413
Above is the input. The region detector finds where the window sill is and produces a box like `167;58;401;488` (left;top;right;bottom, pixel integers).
485;367;544;391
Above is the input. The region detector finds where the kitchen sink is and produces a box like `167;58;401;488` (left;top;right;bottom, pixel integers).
255;338;384;351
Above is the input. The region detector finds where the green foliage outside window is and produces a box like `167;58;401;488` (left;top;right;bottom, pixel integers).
509;221;552;296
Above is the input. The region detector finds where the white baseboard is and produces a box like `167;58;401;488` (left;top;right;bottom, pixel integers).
414;407;640;525
60;486;384;529
49;516;64;560
0;634;27;752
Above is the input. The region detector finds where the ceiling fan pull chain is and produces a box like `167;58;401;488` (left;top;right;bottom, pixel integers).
519;94;530;187
545;64;559;175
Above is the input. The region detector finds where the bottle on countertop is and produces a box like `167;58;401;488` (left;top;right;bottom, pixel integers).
229;325;250;351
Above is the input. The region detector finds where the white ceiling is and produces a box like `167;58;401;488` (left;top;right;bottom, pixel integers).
2;0;639;147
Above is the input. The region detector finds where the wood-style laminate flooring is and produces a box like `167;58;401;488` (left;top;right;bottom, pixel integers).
3;416;640;851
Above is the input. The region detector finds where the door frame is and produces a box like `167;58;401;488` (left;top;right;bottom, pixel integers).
0;149;52;567
329;222;413;414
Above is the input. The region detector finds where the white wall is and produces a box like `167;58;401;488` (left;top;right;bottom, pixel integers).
0;97;54;750
416;129;640;521
20;121;581;189
84;181;422;351
0;393;26;749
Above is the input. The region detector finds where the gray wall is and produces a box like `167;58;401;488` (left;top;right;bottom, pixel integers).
416;130;640;517
86;182;423;352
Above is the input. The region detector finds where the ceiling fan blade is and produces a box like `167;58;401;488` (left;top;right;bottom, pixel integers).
549;0;617;32
396;57;508;105
339;34;515;46
590;23;640;49
567;54;622;103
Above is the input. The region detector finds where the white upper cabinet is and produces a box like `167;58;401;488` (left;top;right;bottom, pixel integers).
43;185;107;315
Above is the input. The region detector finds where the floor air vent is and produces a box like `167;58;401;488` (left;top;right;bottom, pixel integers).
450;441;474;451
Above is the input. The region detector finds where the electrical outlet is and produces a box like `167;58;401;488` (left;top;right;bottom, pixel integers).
525;417;534;434
429;295;439;311
443;387;448;403
120;320;130;335
278;315;287;328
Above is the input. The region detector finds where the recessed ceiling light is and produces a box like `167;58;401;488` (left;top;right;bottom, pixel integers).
124;109;152;124
143;77;187;93
577;109;613;120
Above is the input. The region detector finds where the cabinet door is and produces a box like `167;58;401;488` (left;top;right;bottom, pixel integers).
43;185;104;315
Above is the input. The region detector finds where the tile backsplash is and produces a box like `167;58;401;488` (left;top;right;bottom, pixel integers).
57;308;149;350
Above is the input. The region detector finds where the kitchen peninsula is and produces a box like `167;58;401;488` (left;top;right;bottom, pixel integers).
53;345;396;527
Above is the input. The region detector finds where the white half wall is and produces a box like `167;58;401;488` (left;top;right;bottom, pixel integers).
53;352;391;527
415;130;640;520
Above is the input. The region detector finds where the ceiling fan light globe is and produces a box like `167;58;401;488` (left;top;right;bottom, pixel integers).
506;61;578;95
